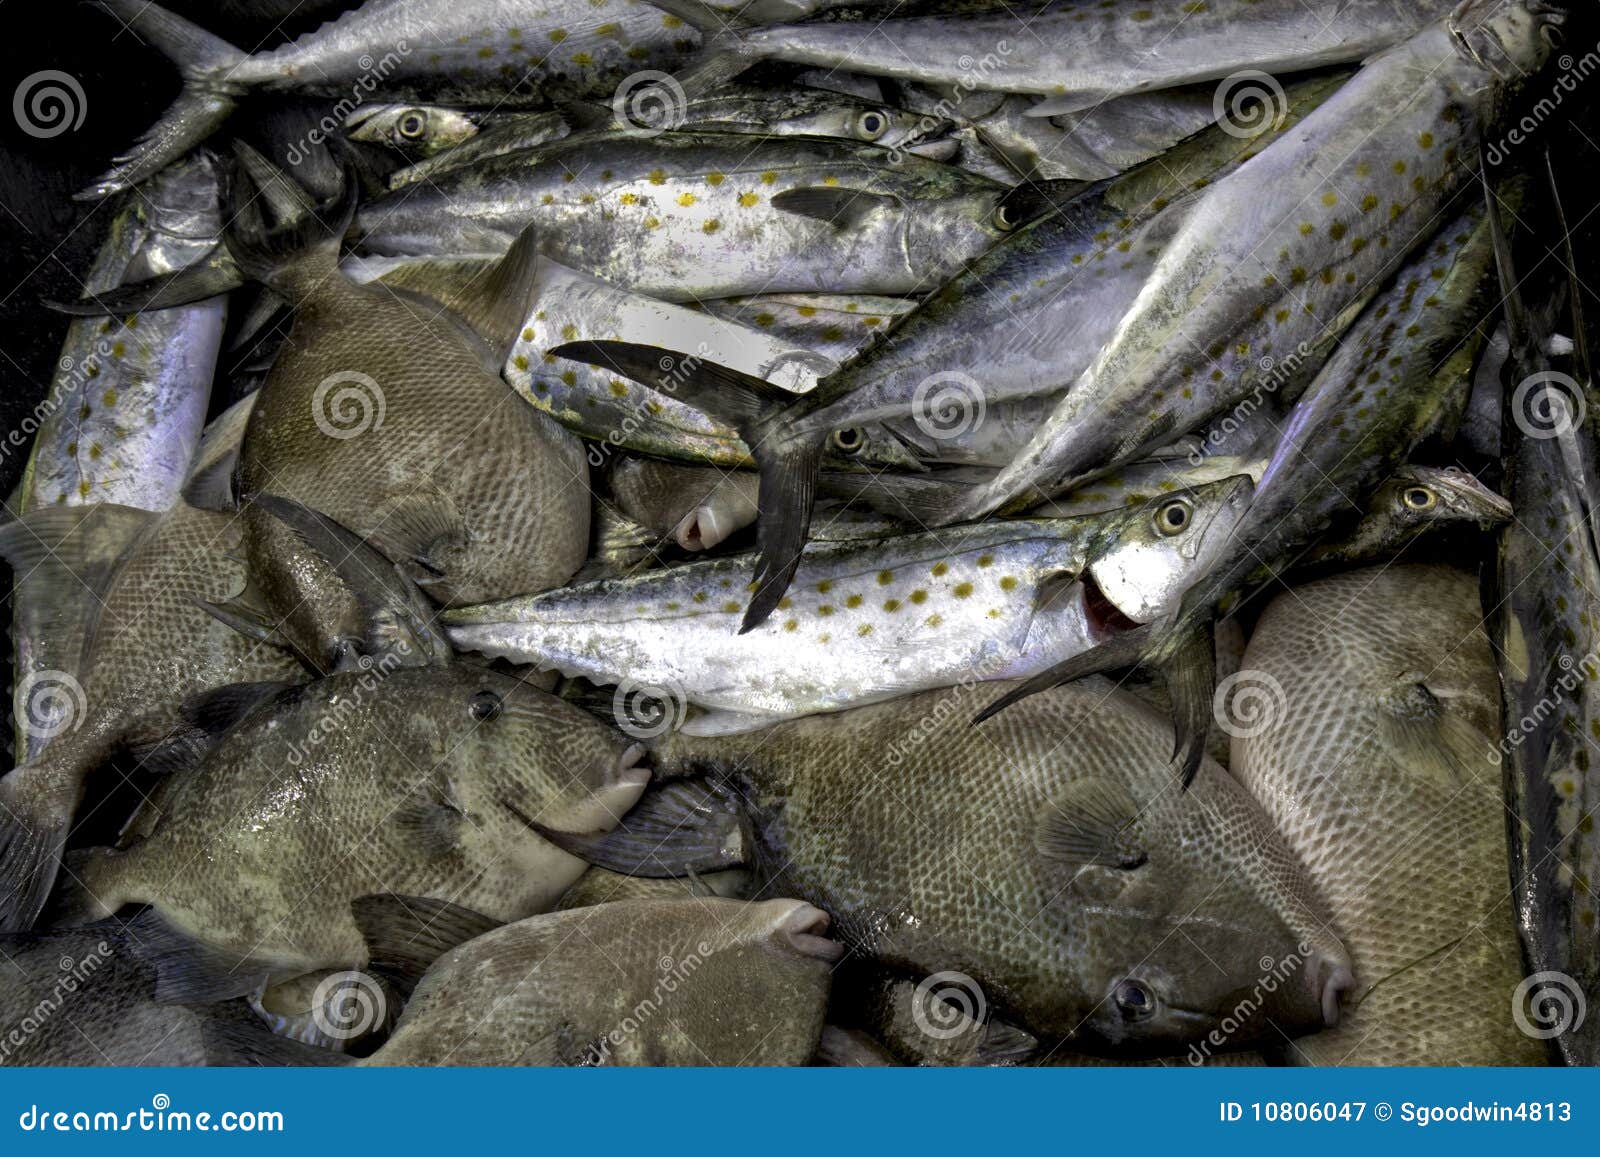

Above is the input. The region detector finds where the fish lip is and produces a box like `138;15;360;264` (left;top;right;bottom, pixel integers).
776;903;845;963
616;742;653;787
1317;956;1357;1028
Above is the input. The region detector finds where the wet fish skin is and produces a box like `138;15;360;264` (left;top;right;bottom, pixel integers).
235;205;590;670
680;0;1447;109
361;897;837;1065
65;668;650;983
548;73;1342;628
84;0;708;197
1234;565;1545;1064
963;1;1560;519
444;477;1251;732
630;678;1351;1051
13;155;229;763
0;502;308;932
0;920;263;1066
1486;211;1600;1066
355;132;1014;299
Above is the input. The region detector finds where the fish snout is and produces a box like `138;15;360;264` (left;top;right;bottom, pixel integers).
1314;953;1358;1029
764;900;845;963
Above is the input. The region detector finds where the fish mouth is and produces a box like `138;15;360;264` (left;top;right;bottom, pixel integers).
905;137;960;162
776;903;845;963
1315;953;1357;1028
1080;572;1141;642
615;742;653;788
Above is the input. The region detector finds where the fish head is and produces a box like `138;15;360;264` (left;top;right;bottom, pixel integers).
417;666;652;839
1081;475;1254;627
1449;0;1563;79
1345;465;1511;558
904;187;1029;271
1044;748;1352;1055
345;105;481;157
601;898;838;1064
776;101;953;157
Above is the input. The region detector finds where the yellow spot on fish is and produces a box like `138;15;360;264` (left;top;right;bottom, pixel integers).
858;623;874;637
619;192;639;205
649;169;667;185
909;589;928;605
845;594;862;608
722;601;741;613
663;12;683;25
760;171;777;185
101;388;118;405
1298;222;1314;235
644;216;661;229
521;328;534;341
931;562;949;577
977;554;994;567
784;619;798;632
706;172;724;186
571;51;592;65
609;380;628;397
738;192;759;207
1392;160;1406;174
513;354;529;370
702;219;721;233
925;614;943;628
817;604;835;616
1417;132;1434;148
88;443;101;460
692;592;707;603
677;192;697;206
1360;194;1379;212
877;570;894;585
1000;576;1018;591
1320;191;1337;206
817;580;834;594
561;371;577;386
884;598;901;612
952;583;973;598
549;29;568;42
478;46;494;57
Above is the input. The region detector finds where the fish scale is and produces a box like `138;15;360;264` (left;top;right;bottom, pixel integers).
1233;565;1545;1064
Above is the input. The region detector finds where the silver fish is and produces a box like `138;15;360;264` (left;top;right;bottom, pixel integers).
443;477;1252;733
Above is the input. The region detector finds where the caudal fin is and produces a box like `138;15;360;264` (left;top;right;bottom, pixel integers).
551;339;825;628
79;1;248;199
0;761;79;931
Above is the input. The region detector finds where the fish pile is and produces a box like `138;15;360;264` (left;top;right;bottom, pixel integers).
0;0;1592;1067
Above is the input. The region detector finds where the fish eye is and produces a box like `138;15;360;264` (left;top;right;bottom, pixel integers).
993;202;1019;231
396;110;428;141
1152;497;1192;536
1113;978;1156;1021
829;426;867;455
1402;485;1437;511
468;690;502;721
855;110;889;141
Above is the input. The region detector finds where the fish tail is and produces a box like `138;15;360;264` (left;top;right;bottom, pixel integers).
548;339;825;627
642;0;758;97
78;1;249;200
44;263;244;318
223;153;359;296
0;759;80;932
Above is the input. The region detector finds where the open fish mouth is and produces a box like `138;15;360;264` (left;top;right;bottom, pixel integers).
1080;571;1144;642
